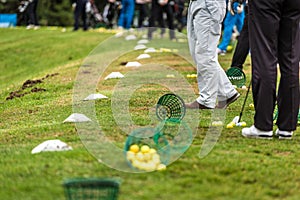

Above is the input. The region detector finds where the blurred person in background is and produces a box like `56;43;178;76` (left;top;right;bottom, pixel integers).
217;0;245;55
102;0;122;29
148;0;176;40
135;0;150;28
118;0;135;29
26;0;39;29
72;0;88;31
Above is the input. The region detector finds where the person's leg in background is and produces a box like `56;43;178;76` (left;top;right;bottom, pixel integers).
231;4;249;69
217;11;244;55
29;0;39;27
163;3;176;40
74;1;81;30
27;1;34;28
148;1;161;39
81;0;88;30
117;0;127;28
124;0;135;29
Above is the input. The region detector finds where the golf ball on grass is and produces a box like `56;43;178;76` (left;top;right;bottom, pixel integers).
241;85;247;90
249;103;254;109
226;123;234;129
212;121;224;126
236;122;247;127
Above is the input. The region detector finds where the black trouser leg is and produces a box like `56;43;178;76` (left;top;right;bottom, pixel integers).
148;2;161;39
249;0;300;131
276;0;300;131
163;4;175;39
74;7;80;30
82;5;87;30
231;5;249;69
74;0;87;30
249;0;279;131
27;2;34;25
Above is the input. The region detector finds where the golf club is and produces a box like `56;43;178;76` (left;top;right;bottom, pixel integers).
238;80;252;123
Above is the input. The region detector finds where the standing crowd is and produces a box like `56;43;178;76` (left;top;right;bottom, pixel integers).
19;0;188;35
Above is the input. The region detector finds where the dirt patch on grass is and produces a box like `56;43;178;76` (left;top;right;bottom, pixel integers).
6;73;59;100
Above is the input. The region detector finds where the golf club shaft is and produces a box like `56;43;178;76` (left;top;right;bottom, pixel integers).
238;80;251;123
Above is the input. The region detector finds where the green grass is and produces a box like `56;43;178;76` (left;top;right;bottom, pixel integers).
0;27;300;200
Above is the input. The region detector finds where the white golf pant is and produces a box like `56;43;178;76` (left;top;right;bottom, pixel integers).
187;0;237;108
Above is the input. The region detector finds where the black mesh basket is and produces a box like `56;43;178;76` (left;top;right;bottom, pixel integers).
63;178;120;200
156;93;186;122
226;67;246;88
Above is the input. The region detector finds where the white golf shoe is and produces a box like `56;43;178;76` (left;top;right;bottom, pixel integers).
275;129;293;140
242;125;273;139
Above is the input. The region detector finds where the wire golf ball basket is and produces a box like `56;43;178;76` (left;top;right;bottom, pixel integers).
156;93;186;122
63;178;120;200
155;119;193;154
124;127;170;171
226;67;246;88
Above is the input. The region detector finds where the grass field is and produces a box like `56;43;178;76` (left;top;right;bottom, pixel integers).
1;27;300;200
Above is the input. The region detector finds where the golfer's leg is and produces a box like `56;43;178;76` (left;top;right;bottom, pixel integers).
248;0;279;131
194;9;219;108
276;0;300;131
187;1;197;62
217;64;238;101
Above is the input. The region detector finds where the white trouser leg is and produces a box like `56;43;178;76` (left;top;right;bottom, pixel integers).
187;1;237;107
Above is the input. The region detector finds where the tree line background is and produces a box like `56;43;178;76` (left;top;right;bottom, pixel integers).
0;0;107;26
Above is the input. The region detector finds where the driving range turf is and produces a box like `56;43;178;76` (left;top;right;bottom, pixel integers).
0;27;300;200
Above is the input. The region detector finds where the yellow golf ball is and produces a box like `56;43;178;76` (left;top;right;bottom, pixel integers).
226;45;233;52
129;144;139;153
157;164;167;171
226;123;234;129
141;145;150;153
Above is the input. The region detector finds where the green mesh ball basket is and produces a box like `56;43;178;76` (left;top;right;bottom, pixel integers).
226;67;246;88
155;119;193;154
63;178;120;200
156;93;186;122
124;127;170;168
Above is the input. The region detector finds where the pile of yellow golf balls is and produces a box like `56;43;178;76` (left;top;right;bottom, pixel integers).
226;121;247;128
126;144;166;171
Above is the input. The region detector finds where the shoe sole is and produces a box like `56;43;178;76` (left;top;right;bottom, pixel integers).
242;133;273;139
278;136;292;140
217;93;240;109
275;131;293;140
277;134;292;140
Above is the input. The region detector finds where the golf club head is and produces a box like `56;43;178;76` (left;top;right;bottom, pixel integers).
226;67;246;88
